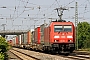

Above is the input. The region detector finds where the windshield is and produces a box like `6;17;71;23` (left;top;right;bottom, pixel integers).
54;25;72;32
64;26;72;32
54;26;63;32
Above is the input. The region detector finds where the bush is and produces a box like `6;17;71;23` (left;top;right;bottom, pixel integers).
0;53;4;60
0;36;9;60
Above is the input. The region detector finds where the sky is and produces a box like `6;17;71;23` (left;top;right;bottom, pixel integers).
0;0;90;31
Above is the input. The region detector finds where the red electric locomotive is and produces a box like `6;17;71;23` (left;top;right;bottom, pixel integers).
43;20;75;53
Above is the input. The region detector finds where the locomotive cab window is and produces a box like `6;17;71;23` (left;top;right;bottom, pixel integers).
54;25;63;32
64;25;72;32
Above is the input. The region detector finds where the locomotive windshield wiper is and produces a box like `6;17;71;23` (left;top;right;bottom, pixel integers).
58;31;61;34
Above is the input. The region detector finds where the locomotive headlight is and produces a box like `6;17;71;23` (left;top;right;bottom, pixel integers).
68;40;73;42
54;40;59;42
54;36;59;38
67;36;73;38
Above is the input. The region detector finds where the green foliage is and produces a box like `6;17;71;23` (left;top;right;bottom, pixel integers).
77;22;90;49
0;37;9;53
0;36;9;60
0;53;4;60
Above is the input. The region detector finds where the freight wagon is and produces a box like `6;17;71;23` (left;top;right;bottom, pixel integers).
12;31;31;48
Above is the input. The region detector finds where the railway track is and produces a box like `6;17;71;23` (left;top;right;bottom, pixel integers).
11;48;90;60
55;51;90;60
60;53;90;60
9;49;40;60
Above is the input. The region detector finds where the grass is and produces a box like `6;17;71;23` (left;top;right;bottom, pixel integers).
77;48;90;52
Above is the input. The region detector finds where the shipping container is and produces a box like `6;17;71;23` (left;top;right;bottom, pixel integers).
31;31;35;44
16;36;19;45
40;24;46;44
34;27;40;44
44;27;50;46
12;36;17;46
21;31;31;45
17;35;21;45
12;37;16;46
27;31;31;44
21;34;24;44
24;33;27;44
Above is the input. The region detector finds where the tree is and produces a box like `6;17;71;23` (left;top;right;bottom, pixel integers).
77;22;90;49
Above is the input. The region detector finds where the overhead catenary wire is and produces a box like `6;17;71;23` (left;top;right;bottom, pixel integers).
33;0;77;25
87;0;90;5
0;0;89;19
34;0;65;24
28;0;57;27
82;4;87;19
13;0;29;20
58;0;90;22
55;0;61;7
70;1;90;20
32;0;90;22
75;1;90;21
0;0;90;30
18;0;38;6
